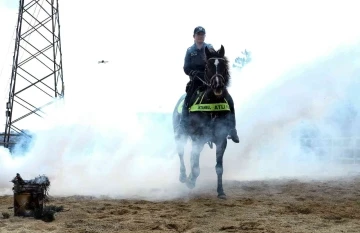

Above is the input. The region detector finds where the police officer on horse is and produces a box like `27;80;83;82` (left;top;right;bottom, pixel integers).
177;26;239;143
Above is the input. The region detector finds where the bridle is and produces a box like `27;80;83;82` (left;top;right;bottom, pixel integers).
196;57;226;87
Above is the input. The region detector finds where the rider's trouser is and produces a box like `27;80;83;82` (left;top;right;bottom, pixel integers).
179;78;203;129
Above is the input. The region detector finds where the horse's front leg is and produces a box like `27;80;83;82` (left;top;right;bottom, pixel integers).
215;138;227;199
186;139;205;189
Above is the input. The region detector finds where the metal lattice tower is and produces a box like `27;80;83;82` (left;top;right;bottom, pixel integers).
3;0;64;148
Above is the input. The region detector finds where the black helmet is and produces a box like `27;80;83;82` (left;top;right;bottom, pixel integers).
194;26;206;34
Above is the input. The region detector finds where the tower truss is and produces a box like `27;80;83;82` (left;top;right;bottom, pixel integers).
3;0;64;148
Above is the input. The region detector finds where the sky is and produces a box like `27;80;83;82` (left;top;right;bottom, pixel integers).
0;0;359;200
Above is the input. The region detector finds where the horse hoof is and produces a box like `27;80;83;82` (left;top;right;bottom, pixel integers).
185;179;195;189
179;174;187;183
217;194;227;199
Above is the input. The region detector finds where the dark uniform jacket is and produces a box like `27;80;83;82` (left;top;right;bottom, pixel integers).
183;42;214;76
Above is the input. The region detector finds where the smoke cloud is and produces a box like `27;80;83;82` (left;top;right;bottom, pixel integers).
0;0;359;200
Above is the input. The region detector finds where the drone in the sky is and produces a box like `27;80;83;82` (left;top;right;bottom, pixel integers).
98;60;109;64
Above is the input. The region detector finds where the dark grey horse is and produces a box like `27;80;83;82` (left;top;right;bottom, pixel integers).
173;45;238;199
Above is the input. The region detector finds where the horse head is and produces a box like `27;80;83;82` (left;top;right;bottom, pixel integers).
204;45;230;97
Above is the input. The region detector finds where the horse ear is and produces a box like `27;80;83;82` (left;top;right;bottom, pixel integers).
218;45;225;57
205;46;211;58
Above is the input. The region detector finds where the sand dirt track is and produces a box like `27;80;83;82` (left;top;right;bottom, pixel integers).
1;176;360;233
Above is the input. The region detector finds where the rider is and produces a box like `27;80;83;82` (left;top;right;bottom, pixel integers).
177;26;240;143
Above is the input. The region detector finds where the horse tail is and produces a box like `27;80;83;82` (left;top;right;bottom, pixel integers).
172;94;186;132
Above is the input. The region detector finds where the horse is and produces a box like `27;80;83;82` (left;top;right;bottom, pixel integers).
172;45;237;199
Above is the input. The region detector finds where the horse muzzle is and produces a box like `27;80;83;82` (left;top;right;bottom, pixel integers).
213;89;223;96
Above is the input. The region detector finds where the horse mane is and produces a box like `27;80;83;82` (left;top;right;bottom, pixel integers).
205;46;231;87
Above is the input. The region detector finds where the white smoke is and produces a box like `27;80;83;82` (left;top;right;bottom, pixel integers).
0;0;360;199
226;43;360;180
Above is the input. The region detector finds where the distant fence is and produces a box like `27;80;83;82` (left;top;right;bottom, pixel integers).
301;137;360;164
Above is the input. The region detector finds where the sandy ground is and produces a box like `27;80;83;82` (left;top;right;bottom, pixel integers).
1;176;360;233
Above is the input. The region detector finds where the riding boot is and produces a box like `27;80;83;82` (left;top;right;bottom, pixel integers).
228;116;240;143
226;94;240;143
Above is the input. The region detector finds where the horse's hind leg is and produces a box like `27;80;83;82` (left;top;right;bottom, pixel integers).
215;138;227;199
176;137;187;183
186;140;204;189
